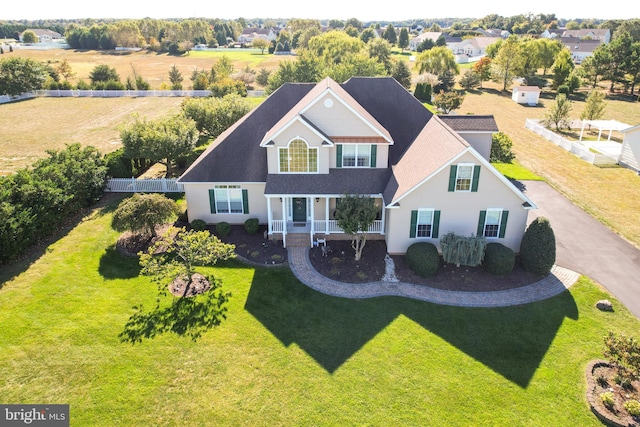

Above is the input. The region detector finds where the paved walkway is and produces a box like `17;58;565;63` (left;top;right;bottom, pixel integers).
288;247;580;308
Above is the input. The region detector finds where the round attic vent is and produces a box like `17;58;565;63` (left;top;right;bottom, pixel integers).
324;98;333;108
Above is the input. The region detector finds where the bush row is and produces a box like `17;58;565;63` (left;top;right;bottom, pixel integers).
0;144;107;263
405;217;556;278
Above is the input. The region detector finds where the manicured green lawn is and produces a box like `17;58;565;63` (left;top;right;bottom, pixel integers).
0;198;638;425
492;161;545;181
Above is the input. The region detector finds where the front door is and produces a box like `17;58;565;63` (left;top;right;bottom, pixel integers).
292;197;307;222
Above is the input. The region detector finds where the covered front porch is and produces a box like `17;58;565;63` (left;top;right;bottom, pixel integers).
266;195;385;247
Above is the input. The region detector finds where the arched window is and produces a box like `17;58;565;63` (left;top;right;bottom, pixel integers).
279;139;318;173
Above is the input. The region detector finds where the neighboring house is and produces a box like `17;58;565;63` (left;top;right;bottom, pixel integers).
619;125;640;173
19;29;63;43
439;115;498;161
238;27;277;44
178;77;537;254
475;28;510;38
512;86;541;106
561;29;611;44
451;36;500;62
559;37;602;64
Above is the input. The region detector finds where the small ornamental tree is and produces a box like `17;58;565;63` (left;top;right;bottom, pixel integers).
580;89;606;123
334;194;379;261
434;90;464;113
111;193;180;238
520;217;556;275
543;94;573;131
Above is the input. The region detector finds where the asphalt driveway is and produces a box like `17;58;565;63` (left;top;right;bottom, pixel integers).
522;180;640;318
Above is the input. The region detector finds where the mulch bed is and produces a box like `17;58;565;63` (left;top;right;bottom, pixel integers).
586;360;640;427
309;240;545;292
117;222;545;292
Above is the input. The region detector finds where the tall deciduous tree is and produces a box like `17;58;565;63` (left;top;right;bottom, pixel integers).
398;28;409;51
551;48;575;90
334;194;378;261
181;94;252;138
473;57;492;88
415;46;459;78
491;35;523;91
580;89;606;122
120;114;199;176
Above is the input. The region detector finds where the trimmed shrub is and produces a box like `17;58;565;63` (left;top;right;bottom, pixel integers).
244;218;259;235
483;243;515;276
190;219;207;232
216;221;231;237
405;242;440;277
520;217;556;275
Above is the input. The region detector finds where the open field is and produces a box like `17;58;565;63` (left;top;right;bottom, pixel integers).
458;85;640;250
8;48;284;89
0;97;184;174
0;196;638;425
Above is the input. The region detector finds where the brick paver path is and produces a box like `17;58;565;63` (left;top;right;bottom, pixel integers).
288;247;580;308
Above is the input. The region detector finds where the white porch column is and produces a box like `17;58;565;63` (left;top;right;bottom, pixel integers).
267;196;273;235
281;196;287;248
309;197;315;246
380;198;386;235
325;197;330;234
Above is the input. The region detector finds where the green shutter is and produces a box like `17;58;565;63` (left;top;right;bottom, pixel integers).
499;210;509;238
209;189;216;214
242;189;249;214
432;210;440;238
410;210;418;238
370;144;377;167
471;165;481;192
336;144;342;168
477;210;486;236
448;165;457;192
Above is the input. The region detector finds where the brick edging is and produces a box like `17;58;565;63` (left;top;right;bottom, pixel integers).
585;360;632;427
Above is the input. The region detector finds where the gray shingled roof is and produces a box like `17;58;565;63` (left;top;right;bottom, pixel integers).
439;115;498;133
265;169;392;195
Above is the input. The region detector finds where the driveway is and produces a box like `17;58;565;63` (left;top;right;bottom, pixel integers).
522;180;640;318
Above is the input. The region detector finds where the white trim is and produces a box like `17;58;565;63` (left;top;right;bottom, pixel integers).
260;116;331;147
339;143;372;168
483;208;503;239
454;162;475;192
277;137;319;174
415;208;435;238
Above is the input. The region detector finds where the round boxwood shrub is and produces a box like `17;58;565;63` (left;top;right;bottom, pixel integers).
483;242;515;276
190;219;207;232
244;218;259;235
405;242;440;278
216;221;231;238
520;217;556;275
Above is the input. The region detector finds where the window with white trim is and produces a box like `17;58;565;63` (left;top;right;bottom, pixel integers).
278;139;318;173
416;209;434;238
214;185;243;213
456;164;474;191
342;144;371;167
483;208;502;238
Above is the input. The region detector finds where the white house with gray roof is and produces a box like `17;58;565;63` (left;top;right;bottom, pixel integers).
178;77;536;254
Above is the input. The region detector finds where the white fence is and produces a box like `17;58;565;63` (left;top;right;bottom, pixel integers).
525;119;619;166
105;178;183;193
0;89;265;104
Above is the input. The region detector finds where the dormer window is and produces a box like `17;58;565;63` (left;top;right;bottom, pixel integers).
279;138;318;173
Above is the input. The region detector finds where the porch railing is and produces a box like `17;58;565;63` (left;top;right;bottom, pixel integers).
271;220;284;233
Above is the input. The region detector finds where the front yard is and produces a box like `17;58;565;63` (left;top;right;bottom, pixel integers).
1;196;639;425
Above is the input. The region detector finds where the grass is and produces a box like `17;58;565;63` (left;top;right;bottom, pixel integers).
459;84;640;249
1;197;639;425
0;97;184;174
492;161;544;181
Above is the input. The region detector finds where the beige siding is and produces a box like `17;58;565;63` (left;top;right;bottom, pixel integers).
184;183;268;224
304;93;383;137
386;153;531;254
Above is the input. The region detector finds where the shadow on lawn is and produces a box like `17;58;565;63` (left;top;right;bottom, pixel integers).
245;268;579;388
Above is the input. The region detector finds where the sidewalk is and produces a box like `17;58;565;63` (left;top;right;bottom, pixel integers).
287;247;580;308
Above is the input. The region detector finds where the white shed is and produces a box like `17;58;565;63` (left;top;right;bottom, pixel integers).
620;125;640;173
512;86;540;105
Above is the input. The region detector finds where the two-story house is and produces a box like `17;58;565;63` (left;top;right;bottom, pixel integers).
178;77;536;254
